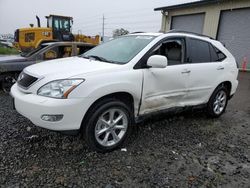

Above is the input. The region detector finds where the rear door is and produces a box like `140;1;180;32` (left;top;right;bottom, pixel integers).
185;37;227;105
140;37;190;115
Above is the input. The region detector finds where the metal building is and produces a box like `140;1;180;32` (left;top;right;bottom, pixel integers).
155;0;250;70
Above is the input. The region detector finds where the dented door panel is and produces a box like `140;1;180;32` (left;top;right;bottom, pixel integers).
140;65;189;115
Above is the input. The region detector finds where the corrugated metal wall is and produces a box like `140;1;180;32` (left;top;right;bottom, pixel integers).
217;8;250;69
171;13;205;34
161;0;250;38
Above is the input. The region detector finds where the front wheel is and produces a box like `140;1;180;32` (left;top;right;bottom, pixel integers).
83;99;132;152
207;85;228;118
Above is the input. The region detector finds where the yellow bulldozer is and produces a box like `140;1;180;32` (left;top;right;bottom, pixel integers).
14;15;100;52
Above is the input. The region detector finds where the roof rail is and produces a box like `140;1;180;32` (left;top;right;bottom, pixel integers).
167;30;214;40
129;31;145;34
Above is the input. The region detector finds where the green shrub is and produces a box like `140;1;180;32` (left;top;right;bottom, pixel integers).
0;45;19;55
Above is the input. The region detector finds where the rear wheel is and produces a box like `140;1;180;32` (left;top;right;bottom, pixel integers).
83;99;132;152
207;85;228;117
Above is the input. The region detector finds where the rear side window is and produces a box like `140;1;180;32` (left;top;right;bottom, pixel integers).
188;38;210;63
210;45;227;61
209;44;218;61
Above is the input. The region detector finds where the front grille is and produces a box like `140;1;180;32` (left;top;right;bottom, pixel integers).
17;72;38;89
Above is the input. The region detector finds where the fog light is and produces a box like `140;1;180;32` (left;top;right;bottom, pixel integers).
41;114;63;122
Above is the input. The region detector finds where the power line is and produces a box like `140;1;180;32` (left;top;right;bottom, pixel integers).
72;8;162;36
106;14;160;20
103;6;155;15
107;20;159;25
72;7;156;23
76;7;155;20
74;17;160;30
74;9;161;24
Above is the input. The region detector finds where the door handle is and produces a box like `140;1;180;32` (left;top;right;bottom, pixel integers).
181;70;191;74
217;66;224;70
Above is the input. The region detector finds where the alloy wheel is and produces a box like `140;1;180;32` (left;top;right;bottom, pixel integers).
213;90;227;115
95;108;128;147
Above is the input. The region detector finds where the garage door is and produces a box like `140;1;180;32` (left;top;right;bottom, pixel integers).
171;13;205;34
217;8;250;70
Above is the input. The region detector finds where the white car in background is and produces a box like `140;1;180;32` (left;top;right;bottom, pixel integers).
0;39;13;48
11;31;238;152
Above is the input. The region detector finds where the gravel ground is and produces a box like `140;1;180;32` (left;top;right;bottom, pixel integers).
0;72;250;187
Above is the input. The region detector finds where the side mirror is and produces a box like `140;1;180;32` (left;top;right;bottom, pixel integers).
147;55;168;68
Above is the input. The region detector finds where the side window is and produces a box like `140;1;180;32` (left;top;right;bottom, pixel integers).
54;19;59;30
43;47;59;60
151;39;184;66
210;45;226;61
43;45;72;60
25;32;35;42
209;44;219;61
60;46;73;58
62;20;70;32
188;38;210;63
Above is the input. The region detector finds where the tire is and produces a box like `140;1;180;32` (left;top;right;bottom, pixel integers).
1;73;18;93
83;98;133;153
207;85;229;118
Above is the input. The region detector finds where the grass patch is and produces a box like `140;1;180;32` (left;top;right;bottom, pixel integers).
0;45;19;55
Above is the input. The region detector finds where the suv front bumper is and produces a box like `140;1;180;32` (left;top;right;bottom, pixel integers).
10;84;92;131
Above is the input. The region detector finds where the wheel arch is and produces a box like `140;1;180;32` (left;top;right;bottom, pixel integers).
208;81;232;102
207;80;231;117
218;81;232;96
80;92;135;131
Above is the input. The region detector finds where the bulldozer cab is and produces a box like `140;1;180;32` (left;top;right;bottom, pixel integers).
46;15;74;41
13;14;100;53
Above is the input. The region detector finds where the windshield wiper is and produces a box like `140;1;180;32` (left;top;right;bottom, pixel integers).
82;55;115;63
81;55;122;64
81;55;89;59
87;55;109;62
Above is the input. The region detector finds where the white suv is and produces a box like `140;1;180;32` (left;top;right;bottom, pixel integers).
11;32;238;152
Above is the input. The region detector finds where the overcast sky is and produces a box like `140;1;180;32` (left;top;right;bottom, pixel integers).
0;0;197;36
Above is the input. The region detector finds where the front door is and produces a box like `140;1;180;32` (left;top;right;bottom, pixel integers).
140;38;189;115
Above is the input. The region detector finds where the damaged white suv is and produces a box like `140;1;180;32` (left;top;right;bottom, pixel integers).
11;31;238;152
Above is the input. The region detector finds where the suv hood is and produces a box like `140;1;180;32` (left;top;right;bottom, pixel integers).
24;57;119;78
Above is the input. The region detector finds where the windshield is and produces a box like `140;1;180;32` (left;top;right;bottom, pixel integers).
82;35;155;64
53;17;71;32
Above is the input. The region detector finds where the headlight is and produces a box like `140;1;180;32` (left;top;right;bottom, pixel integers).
37;79;84;99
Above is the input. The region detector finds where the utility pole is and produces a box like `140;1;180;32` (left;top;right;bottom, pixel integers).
102;14;105;42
